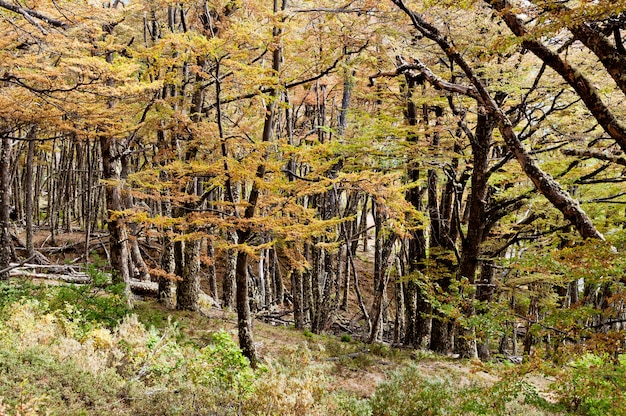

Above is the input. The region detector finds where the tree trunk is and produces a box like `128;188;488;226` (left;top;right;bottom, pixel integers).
207;240;218;302
24;127;36;258
368;201;397;343
302;242;313;326
121;154;150;281
292;269;305;329
456;107;495;359
177;235;200;311
159;227;176;308
223;231;237;309
403;76;431;348
0;132;15;277
100;134;132;306
272;249;284;304
236;249;258;367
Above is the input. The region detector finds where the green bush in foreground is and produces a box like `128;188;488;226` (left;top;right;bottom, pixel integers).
0;299;260;415
0;296;355;415
0;270;129;332
552;353;626;416
368;363;558;416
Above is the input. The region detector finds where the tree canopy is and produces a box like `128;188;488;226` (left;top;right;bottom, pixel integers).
1;0;625;368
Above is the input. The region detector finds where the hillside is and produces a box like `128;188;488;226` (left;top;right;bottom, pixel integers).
0;279;568;416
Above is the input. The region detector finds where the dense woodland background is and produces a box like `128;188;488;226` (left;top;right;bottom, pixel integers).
1;0;626;387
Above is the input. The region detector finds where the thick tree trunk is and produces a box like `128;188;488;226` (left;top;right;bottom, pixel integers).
121;154;150;281
177;236;200;311
157;130;176;307
403;75;431;348
159;228;176;308
100;134;132;306
456;109;495;359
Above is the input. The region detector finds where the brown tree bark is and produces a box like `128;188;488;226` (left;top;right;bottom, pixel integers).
235;249;257;366
222;231;237;308
100;134;132;305
456;108;496;359
229;0;286;366
207;241;218;301
292;268;305;329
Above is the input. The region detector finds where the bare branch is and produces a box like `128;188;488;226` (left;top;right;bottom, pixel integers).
561;148;626;166
0;0;69;29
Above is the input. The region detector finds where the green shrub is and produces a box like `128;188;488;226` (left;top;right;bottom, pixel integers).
0;264;129;332
368;363;557;416
190;330;257;402
0;299;262;415
552;353;626;415
335;392;373;416
370;366;455;416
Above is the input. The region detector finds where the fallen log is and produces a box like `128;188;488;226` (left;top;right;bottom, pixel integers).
7;266;159;296
9;270;91;283
129;279;158;296
10;263;82;274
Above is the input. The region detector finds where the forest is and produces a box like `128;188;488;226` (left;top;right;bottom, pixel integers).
0;0;625;414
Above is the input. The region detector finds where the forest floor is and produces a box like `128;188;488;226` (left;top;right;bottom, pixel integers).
7;230;563;414
132;298;561;405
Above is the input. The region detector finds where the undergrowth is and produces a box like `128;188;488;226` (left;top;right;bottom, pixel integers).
0;280;622;415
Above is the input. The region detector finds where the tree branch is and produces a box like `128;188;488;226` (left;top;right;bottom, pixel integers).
561;148;626;167
0;0;69;30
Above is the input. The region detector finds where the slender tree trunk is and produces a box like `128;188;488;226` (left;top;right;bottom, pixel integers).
25;127;36;258
207;240;218;301
394;257;405;345
0;132;15;277
223;231;237;308
476;261;496;360
272;249;284;304
403;76;430;348
303;243;313;326
235;248;258;367
368;201;397;343
293;269;305;329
